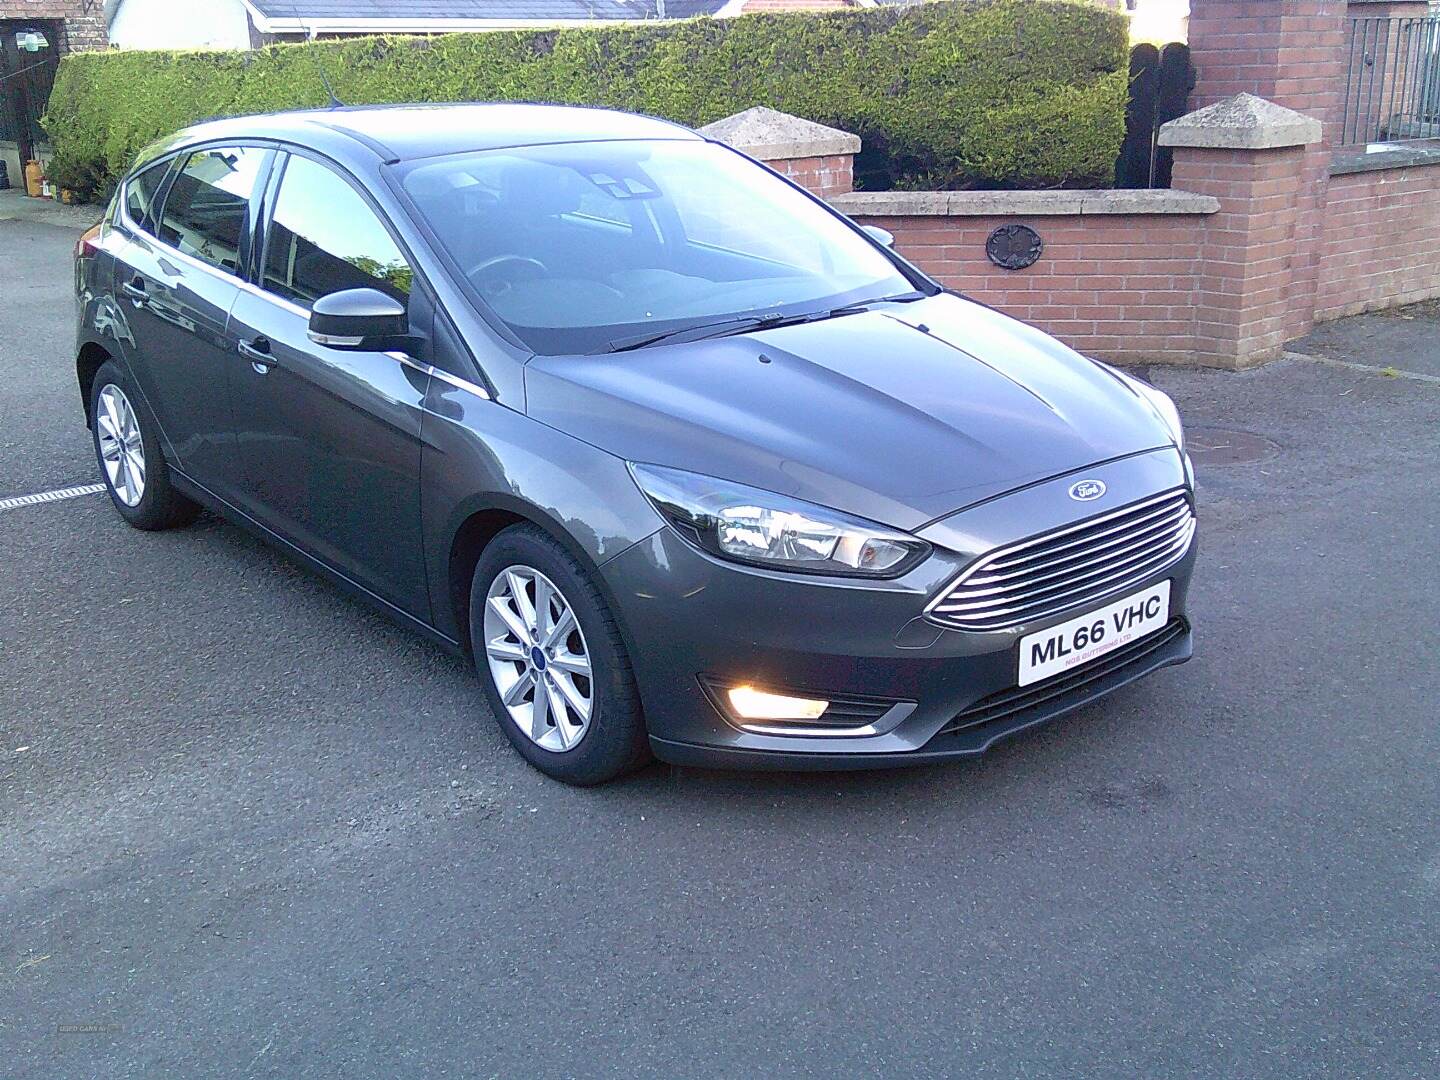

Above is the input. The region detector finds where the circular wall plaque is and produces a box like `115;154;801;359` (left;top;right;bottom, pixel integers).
986;224;1044;270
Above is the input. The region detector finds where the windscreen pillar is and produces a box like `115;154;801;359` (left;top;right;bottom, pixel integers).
698;107;860;199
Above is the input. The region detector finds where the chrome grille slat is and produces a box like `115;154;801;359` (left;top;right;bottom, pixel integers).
933;532;1192;624
936;521;1194;612
956;506;1193;595
933;524;1194;624
935;557;1187;628
927;489;1195;632
984;496;1186;573
976;490;1184;570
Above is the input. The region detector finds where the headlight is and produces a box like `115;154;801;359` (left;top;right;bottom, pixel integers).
1136;381;1186;453
628;463;930;578
1099;363;1186;453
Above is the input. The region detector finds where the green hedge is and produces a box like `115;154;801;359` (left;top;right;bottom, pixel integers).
44;0;1128;199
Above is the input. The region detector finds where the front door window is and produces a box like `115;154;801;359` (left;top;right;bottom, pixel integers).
261;154;413;307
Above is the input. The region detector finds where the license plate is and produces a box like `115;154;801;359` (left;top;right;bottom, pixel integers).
1017;581;1171;687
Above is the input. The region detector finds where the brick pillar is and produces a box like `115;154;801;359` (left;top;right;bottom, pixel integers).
697;107;859;199
1186;0;1350;346
1187;0;1349;116
1162;95;1323;368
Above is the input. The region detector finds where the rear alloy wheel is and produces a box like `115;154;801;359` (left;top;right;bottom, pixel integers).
96;383;146;507
470;524;650;784
89;360;200;530
484;565;594;753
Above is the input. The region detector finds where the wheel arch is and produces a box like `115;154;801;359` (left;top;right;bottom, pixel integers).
77;341;114;424
444;494;647;662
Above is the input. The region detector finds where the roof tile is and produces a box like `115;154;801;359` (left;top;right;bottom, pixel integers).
249;0;727;22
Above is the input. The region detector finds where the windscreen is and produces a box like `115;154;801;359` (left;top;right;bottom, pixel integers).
400;139;912;354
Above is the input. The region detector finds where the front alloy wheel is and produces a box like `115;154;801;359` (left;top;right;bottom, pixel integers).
469;524;650;784
483;565;594;752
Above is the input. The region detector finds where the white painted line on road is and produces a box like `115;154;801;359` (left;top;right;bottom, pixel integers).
1284;350;1440;385
0;483;107;512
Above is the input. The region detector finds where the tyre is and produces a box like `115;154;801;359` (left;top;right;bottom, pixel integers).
90;360;200;531
470;524;651;785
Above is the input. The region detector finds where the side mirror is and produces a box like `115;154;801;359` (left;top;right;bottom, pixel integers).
308;288;408;350
861;224;895;249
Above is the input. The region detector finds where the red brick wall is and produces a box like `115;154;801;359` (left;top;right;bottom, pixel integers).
837;157;1440;367
1316;163;1440;319
770;154;854;200
0;1;108;51
847;212;1207;365
1345;1;1430;18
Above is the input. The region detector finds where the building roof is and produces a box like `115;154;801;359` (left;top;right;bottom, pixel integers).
660;0;733;16
244;0;728;23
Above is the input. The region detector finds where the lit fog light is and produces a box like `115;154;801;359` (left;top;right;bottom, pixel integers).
726;686;830;721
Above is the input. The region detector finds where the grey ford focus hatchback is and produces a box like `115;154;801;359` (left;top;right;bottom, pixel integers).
75;103;1196;784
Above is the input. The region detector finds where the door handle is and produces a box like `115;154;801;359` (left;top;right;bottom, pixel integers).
121;279;148;304
238;336;277;373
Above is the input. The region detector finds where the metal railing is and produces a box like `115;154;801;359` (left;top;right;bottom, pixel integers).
1340;15;1440;147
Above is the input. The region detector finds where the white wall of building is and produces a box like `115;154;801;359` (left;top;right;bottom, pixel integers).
1;139;54;195
2;141;25;191
109;0;255;51
1128;0;1190;44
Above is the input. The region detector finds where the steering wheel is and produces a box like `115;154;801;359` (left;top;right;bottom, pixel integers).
467;254;548;298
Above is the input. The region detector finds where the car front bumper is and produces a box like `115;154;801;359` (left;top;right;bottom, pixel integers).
599;449;1196;770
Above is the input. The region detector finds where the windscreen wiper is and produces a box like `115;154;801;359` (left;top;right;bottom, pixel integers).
604;291;929;354
606;312;791;354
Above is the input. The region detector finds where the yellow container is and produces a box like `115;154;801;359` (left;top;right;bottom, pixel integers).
24;159;45;198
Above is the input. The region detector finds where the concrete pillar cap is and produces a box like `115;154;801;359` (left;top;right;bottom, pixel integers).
697;107;861;160
1158;93;1323;150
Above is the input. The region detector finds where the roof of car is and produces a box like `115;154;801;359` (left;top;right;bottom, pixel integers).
164;102;700;165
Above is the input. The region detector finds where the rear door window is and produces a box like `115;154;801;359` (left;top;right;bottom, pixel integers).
261;154;412;308
123;160;172;235
158;146;268;275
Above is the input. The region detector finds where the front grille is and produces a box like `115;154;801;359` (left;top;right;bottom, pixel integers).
937;619;1187;737
927;489;1195;632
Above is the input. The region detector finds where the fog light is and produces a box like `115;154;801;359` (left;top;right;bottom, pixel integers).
726;686;829;721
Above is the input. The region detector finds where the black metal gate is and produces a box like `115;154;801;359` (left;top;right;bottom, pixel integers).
1117;41;1195;189
1340;14;1440;146
0;19;63;169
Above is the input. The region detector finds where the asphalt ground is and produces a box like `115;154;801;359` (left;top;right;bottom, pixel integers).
2;215;1438;1078
1293;299;1440;380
